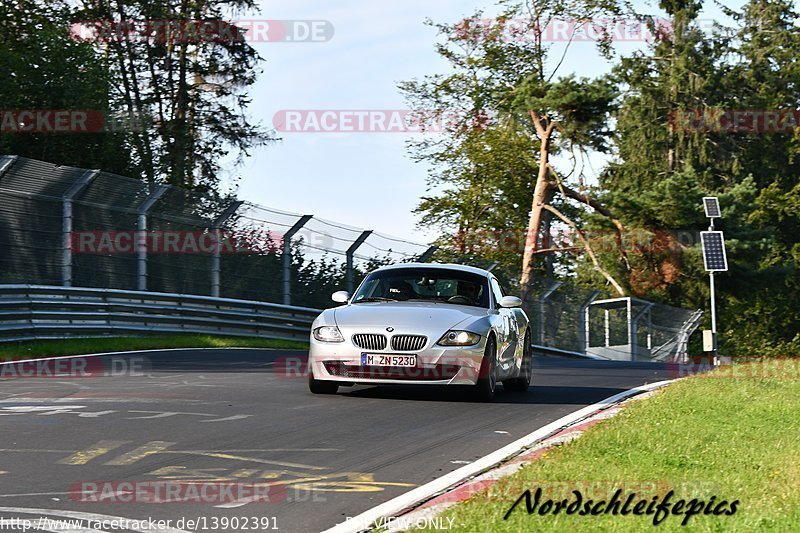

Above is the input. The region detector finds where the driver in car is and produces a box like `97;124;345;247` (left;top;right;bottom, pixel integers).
453;280;478;305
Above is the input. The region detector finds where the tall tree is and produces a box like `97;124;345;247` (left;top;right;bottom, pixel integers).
404;1;630;298
0;0;133;173
74;0;274;192
400;15;539;288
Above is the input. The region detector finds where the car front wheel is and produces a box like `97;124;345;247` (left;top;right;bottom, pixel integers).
504;329;532;393
473;336;497;402
308;366;339;395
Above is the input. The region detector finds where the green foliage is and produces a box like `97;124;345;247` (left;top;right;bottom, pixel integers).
602;0;800;355
1;0;271;192
403;2;624;286
72;0;274;191
509;74;618;152
0;0;133;173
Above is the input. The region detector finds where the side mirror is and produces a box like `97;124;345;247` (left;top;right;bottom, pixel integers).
499;296;522;308
331;290;351;303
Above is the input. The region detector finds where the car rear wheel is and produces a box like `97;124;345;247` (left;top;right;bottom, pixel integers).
308;367;339;395
473;336;497;402
504;329;532;392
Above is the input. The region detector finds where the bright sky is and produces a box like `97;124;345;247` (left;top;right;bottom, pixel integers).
230;0;739;244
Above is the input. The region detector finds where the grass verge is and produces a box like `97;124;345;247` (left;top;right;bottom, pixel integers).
419;360;800;532
0;334;308;361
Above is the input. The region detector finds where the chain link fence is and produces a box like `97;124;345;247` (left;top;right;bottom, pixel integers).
0;155;433;309
0;155;701;360
523;278;702;363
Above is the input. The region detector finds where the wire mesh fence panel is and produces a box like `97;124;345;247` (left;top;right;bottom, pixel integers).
525;275;702;362
0;193;64;285
543;283;604;353
648;303;704;361
70;171;148;290
0;156;430;309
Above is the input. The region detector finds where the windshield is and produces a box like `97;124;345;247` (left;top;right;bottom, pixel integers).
352;268;490;308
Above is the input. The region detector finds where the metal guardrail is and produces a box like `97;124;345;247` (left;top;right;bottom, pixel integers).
0;285;322;343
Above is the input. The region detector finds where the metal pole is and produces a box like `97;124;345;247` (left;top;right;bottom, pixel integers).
627;298;633;360
418;245;438;262
0;155;18;179
282;215;313;305
63;200;73;286
710;271;717;358
346;230;373;293
708;219;718;364
585;306;591;352
137;211;146;290
135;185;169;292
630;302;653;361
210;200;243;298
62;170;98;287
537;281;563;346
579;291;601;354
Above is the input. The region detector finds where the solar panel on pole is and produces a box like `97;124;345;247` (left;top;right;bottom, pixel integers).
701;231;728;272
703;197;721;218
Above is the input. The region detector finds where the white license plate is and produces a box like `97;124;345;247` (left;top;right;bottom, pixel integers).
361;353;416;367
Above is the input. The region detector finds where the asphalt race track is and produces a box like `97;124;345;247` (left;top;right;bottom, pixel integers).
0;349;676;532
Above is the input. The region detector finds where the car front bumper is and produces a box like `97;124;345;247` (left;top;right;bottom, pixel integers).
308;336;487;386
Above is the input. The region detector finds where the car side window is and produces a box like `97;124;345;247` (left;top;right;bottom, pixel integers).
489;277;504;307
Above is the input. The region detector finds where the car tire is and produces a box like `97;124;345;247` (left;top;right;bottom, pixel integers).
308;368;339;395
504;329;532;393
473;335;497;402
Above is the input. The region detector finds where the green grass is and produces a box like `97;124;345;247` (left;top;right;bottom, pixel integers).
0;334;308;361
419;360;800;532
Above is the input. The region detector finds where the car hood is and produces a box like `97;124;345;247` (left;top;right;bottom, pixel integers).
333;301;488;332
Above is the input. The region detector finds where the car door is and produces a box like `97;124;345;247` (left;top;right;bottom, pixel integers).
490;276;518;377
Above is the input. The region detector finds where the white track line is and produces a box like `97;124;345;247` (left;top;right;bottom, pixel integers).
322;379;677;533
0;346;304;369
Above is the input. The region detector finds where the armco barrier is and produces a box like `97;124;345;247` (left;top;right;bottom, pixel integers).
0;285;321;343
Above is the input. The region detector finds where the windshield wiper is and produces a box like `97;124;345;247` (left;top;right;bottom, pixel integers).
353;296;399;303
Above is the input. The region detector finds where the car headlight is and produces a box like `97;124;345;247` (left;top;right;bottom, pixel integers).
313;326;344;343
437;330;481;346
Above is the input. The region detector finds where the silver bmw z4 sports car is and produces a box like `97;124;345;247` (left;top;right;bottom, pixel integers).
307;263;532;401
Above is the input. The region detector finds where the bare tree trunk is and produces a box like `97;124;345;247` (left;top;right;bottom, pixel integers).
543;204;626;296
519;111;555;300
541;209;554;278
555;179;631;272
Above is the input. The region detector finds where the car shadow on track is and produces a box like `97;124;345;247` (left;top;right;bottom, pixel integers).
337;384;630;405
